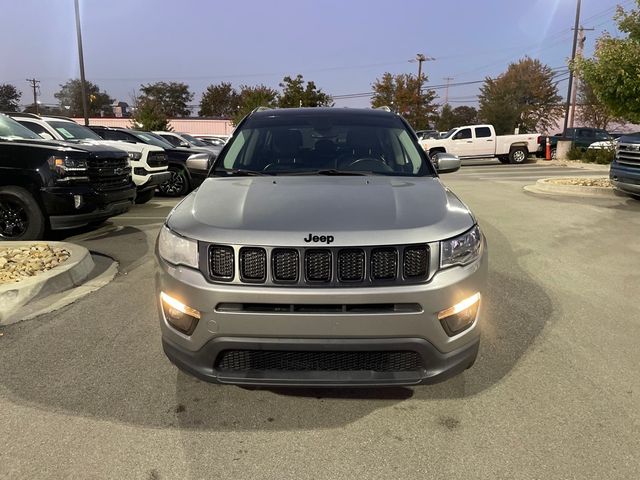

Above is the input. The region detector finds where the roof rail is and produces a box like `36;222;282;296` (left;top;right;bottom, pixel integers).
39;114;76;122
375;106;392;112
4;111;40;119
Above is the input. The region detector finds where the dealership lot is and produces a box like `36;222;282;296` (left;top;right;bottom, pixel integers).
1;163;639;479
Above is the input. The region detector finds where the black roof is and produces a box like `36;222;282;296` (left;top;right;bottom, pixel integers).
249;107;396;119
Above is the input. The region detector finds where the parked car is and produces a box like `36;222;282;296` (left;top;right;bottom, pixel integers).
414;129;439;141
156;106;487;386
419;124;540;164
192;134;228;146
0;114;135;240
152;131;222;157
89;126;214;196
610;134;640;199
588;132;640;150
9;113;170;204
542;127;612;158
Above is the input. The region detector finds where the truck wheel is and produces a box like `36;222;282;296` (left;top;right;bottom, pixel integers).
134;189;155;204
159;167;190;197
509;147;528;164
0;186;45;240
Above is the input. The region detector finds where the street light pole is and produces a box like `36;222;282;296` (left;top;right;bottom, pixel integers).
563;0;581;134
74;0;89;126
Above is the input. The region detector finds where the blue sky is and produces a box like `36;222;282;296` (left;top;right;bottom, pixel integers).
0;0;632;110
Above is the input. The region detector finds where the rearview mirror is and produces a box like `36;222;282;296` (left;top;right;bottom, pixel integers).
432;152;461;174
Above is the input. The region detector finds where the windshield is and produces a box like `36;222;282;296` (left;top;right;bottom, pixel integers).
48;120;103;141
132;131;173;149
443;128;457;139
180;133;208;147
213;113;434;177
0;115;42;140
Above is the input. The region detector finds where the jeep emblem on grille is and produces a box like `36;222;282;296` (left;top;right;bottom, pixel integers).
304;233;334;244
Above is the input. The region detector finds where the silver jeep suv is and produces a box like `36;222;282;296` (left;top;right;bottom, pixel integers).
156;107;487;386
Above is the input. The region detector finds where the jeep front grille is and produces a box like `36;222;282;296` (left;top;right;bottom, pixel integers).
305;250;332;282
202;243;432;287
209;245;234;280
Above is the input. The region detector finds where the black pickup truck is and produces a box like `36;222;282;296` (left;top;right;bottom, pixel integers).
541;127;612;158
0;114;136;240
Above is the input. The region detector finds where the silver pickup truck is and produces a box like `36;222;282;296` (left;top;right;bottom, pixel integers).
155;107;488;387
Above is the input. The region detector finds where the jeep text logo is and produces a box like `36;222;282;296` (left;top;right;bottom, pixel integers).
304;233;334;244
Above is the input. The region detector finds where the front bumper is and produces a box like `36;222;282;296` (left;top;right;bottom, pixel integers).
156;244;487;386
43;184;136;230
610;161;640;195
136;171;172;192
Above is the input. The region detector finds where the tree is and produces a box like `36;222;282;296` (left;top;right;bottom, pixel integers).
576;79;620;129
435;104;478;131
371;72;437;130
199;82;240;117
0;84;21;112
139;81;193;117
478;57;562;134
232;85;279;125
54;79;113;117
278;74;332;108
131;96;170;131
573;1;640;123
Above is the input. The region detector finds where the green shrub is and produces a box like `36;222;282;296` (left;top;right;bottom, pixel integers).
565;146;615;164
566;147;583;160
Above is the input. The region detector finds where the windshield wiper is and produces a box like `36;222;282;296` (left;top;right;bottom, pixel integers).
218;169;271;176
276;169;372;176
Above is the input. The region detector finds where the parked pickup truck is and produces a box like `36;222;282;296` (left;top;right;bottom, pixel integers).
419;124;540;164
0;114;136;240
10;113;170;204
610;135;640;199
543;127;612;159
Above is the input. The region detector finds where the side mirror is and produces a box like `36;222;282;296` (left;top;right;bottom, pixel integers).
432;152;461;174
186;154;210;171
179;141;191;148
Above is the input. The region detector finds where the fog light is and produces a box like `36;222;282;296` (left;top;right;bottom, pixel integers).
160;292;200;335
438;293;480;336
73;195;83;209
133;167;146;176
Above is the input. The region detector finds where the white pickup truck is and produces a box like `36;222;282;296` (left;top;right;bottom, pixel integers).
419;124;541;164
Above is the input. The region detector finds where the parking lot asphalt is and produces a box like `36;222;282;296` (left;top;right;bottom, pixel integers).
1;162;639;479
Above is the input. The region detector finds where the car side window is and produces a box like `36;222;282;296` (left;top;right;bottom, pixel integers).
17;120;55;140
161;134;181;147
103;130;129;141
453;128;471;140
475;127;491;138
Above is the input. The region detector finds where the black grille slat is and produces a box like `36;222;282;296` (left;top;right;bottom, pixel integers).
272;249;299;282
240;248;266;282
338;249;365;282
210;246;234;280
371;248;398;280
403;246;429;278
305;250;332;282
87;157;131;191
216;350;423;372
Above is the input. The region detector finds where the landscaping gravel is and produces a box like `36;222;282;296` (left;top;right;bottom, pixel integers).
547;178;612;187
0;244;70;284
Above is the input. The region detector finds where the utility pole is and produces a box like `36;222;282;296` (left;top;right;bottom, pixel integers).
413;53;435;123
443;77;454;104
568;26;593;128
74;0;89;126
563;0;581;134
26;78;40;114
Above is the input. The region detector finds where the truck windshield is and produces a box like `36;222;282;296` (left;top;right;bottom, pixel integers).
0;115;41;140
48;121;104;141
213;113;434;177
132;131;174;149
180;133;209;147
442;128;457;139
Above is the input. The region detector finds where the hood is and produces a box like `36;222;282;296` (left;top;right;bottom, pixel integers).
167;176;475;246
3;137;127;155
73;139;163;154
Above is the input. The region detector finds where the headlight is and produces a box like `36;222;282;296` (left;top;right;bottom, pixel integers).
440;225;482;268
128;152;142;160
158;225;199;268
47;155;88;172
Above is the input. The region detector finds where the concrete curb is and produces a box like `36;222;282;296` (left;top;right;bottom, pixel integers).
524;177;617;197
0;241;94;325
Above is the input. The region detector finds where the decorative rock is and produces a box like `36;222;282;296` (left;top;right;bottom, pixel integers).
0;244;70;284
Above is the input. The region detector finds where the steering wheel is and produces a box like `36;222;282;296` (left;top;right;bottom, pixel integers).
345;157;394;173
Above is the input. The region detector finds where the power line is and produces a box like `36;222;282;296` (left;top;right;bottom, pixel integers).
25;78;40;113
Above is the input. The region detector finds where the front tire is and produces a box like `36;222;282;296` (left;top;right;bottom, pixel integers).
158;167;190;197
0;186;45;241
509;147;528;164
134;189;155;204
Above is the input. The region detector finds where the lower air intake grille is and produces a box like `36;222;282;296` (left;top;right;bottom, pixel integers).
216;350;423;372
338;249;365;282
272;249;299;282
209;246;234;280
403;246;429;278
240;247;266;282
305;250;331;282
